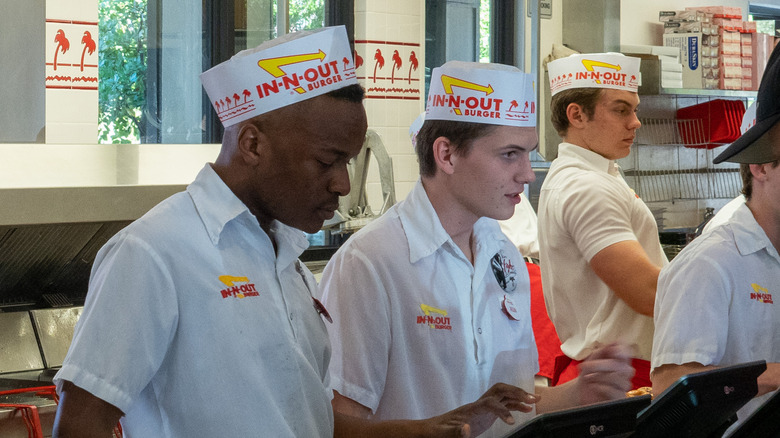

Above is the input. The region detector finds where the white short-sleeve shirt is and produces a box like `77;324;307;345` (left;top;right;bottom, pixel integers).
54;164;333;437
319;180;538;438
499;192;540;260
652;203;780;434
537;143;667;361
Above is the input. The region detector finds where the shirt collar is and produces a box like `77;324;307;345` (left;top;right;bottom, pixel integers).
397;180;450;263
188;164;250;246
731;202;780;261
397;180;509;264
186;164;309;260
559;142;621;176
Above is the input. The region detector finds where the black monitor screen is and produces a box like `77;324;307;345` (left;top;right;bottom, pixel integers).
727;388;780;438
502;395;652;438
632;360;767;438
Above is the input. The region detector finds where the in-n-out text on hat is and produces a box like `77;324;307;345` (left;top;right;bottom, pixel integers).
200;26;357;127
426;60;536;128
547;53;641;96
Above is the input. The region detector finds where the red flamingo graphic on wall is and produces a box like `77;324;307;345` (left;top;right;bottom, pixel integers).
373;49;384;83
390;50;402;84
408;51;418;84
53;29;70;71
80;31;96;71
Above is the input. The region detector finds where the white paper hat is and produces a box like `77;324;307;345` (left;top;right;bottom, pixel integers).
547;53;641;96
426;61;536;127
741;101;757;134
200;26;357;127
409;112;425;148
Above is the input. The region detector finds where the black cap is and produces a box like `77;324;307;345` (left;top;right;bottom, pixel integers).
714;41;780;164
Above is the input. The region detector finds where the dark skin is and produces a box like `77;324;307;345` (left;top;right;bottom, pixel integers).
53;94;538;437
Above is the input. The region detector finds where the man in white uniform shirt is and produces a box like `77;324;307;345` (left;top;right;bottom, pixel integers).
52;27;535;438
537;53;668;389
651;41;780;435
320;61;635;438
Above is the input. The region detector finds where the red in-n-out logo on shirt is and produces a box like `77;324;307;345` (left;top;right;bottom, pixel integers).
749;283;773;304
417;303;452;331
218;275;260;299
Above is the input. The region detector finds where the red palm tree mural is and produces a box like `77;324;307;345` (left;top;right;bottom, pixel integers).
243;89;251;103
53;29;70;71
408;51;418;84
373;49;384;83
354;50;364;70
80;31;96;71
390;50;402;84
233;93;240;104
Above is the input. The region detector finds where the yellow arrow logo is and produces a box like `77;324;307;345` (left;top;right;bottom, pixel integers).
219;275;249;287
752;283;768;294
440;74;494;115
257;50;327;94
580;59;621;84
420;303;448;328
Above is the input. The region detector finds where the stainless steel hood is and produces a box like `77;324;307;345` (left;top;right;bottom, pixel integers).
0;143;220;310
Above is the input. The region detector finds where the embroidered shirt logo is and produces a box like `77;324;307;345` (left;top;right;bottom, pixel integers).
749;283;773;304
218;275;260;299
491;250;517;292
417;303;452;331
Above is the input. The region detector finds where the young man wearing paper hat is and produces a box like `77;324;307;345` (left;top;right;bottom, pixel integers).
319;60;635;437
52;27;530;438
537;53;668;390
651;42;780;434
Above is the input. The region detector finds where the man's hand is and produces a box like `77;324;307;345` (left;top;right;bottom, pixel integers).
334;383;538;438
423;383;538;437
537;342;635;413
574;342;635;406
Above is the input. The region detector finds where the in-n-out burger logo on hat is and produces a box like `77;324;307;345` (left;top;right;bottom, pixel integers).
547;53;641;96
200;25;357;127
426;61;536;127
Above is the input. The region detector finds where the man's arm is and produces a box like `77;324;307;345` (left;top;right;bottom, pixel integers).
333;383;537;438
590;240;661;316
535;342;635;413
53;381;123;438
653;362;780;398
651;362;715;396
332;390;373;419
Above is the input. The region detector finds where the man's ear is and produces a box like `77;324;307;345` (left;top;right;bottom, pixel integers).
432;136;457;175
566;102;588;129
236;123;265;166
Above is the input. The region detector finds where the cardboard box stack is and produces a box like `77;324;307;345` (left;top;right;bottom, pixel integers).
621;44;683;89
659;6;774;91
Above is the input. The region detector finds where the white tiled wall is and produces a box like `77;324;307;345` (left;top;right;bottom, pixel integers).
355;0;426;210
45;0;99;144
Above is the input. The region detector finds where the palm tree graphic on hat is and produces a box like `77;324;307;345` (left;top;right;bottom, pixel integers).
53;29;70;71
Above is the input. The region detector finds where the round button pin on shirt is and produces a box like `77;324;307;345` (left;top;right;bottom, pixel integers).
502;294;521;321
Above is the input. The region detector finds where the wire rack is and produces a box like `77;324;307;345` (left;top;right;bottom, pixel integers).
625;118;742;202
623;168;741;202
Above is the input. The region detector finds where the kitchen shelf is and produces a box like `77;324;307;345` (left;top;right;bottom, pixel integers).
655;88;757;98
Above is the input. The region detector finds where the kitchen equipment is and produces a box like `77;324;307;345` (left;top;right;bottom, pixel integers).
323;129;396;235
0;161;190;436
